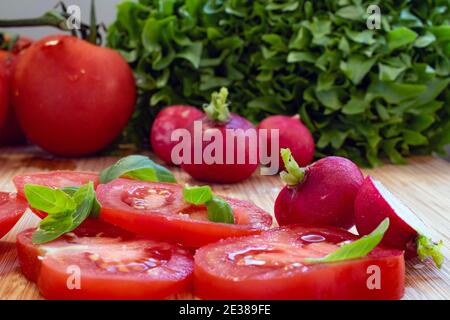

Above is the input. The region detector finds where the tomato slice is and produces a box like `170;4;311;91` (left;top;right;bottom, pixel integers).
194;225;405;300
96;179;273;248
13;171;100;198
17;227;193;300
0;192;27;238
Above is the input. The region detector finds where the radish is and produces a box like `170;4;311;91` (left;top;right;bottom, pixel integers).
180;88;258;183
150;105;203;165
274;148;364;229
258;115;314;170
355;176;443;267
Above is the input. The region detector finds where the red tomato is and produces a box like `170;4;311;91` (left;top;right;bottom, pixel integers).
194;225;405;300
13;171;100;198
17;227;194;299
12;35;136;156
150;105;203;165
0;192;27;238
0;66;7;129
0;38;31;145
96;179;272;248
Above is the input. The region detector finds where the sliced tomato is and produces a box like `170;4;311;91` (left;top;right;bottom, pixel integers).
194;225;405;300
0;193;27;238
17;227;193;300
13;171;99;198
96;179;272;248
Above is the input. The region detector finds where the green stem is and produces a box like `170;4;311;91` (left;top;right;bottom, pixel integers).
87;0;97;44
0;12;70;31
280;148;306;186
416;234;444;268
203;87;231;123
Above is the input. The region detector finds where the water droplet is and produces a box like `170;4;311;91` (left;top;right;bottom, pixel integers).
300;234;326;243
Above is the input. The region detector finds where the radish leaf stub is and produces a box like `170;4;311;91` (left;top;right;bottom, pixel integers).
416;235;444;268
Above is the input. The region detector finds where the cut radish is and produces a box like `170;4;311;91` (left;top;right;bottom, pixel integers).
354;176;443;268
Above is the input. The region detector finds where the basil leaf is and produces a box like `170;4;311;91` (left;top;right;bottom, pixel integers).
70;182;96;228
32;211;74;244
305;218;390;263
183;185;213;205
61;186;101;218
31;182;96;244
206;196;234;224
100;155;176;183
24;185;76;214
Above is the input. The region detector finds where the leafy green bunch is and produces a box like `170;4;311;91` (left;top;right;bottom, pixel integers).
107;0;450;166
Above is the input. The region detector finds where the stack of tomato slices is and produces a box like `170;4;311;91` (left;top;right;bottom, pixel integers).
0;170;406;300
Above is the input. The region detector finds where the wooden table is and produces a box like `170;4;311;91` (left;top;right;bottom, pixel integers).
0;146;449;300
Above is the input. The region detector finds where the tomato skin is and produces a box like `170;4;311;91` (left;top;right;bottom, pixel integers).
0;66;7;129
0;192;27;238
194;225;405;300
17;227;194;300
181;114;259;183
151;105;203;165
12;35;136;156
16;222;134;282
0;40;31;145
13;171;100;198
97;179;272;248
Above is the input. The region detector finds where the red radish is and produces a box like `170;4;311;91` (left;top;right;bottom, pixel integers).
11;34;136;156
150;105;203;165
258;115;315;169
180;88;258;183
355;176;443;267
274;148;364;229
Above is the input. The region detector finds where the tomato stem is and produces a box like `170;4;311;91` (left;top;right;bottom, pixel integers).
280;148;306;186
0;12;71;30
203;87;231;123
87;0;97;45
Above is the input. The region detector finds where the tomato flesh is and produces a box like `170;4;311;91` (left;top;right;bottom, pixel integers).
194;225;405;300
0;192;27;238
16;227;194;300
97;179;272;248
13;171;99;198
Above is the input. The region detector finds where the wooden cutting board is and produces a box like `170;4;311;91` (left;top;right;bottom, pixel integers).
0;146;449;300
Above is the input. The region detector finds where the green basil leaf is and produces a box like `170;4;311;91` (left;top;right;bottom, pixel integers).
387;27;418;51
305;218;390;263
60;186;101;219
206;196;234;224
100;155;176;183
183;185;213;205
70;182;96;228
24;185;76;214
32;211;74;244
32;182;97;244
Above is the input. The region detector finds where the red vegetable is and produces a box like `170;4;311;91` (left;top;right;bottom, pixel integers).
258;115;315;169
12;35;136;156
180;88;258;183
274;149;364;229
0;66;7;129
13;170;99;198
0;39;30;145
96;179;272;248
194;224;405;300
355;176;443;267
150;105;203;165
0;192;27;238
16;228;194;299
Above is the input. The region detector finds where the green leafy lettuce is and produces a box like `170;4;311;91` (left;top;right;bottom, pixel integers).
107;0;450;166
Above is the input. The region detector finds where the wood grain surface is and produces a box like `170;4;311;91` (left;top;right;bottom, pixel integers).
0;146;449;300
